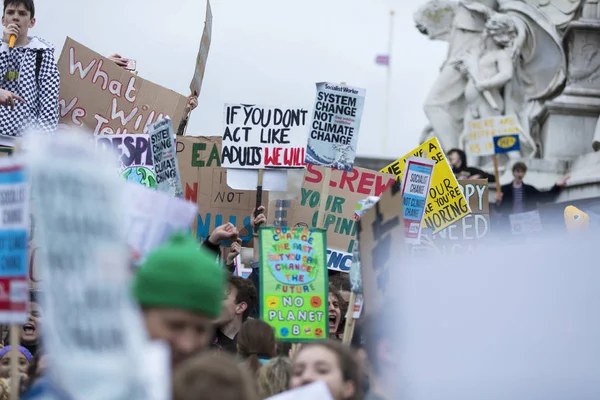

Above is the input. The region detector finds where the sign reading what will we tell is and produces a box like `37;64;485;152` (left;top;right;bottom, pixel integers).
260;227;328;341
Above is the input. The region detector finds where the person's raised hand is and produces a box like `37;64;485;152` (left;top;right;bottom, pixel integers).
208;222;239;246
3;24;19;44
185;93;199;113
226;239;242;265
557;175;571;187
495;190;503;204
0;89;25;110
250;206;266;229
107;54;128;68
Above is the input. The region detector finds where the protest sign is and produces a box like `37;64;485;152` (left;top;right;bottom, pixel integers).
176;136;265;244
305;82;365;171
221;104;308;169
58;37;187;134
259;227;328;341
26;131;148;400
381;137;470;234
465;115;521;157
124;183;197;261
291;164;395;272
0;160;28;323
96;134;156;188
148;118;183;198
358;180;404;315
401;157;435;244
190;0;212;95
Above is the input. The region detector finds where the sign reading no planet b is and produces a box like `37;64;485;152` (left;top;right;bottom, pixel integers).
221;104;308;169
260;227;328;341
305;82;365;172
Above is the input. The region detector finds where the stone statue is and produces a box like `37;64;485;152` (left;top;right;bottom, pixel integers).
415;0;583;157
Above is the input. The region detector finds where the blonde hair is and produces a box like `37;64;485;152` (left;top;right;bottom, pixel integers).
257;357;292;399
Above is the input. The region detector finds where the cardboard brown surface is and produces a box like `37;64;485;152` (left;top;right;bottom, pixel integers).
190;0;213;94
358;180;404;315
176;136;267;245
58;37;187;134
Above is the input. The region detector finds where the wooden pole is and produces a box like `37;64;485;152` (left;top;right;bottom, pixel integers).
8;325;19;400
493;154;502;195
342;292;357;344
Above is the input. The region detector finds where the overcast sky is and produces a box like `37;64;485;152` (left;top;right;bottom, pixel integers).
35;0;446;160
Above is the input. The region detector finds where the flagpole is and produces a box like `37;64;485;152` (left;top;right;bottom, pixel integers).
382;10;395;158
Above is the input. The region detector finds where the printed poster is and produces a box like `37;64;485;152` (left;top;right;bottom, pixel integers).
176;136;266;244
221;104;308;169
259;227;328;341
465;115;521;157
510;210;543;235
401;157;434;244
57;37;187;134
96;133;156;188
305;82;366;172
290;164;395;273
0;160;29;323
381;137;470;234
149;118;183;198
190;0;212;95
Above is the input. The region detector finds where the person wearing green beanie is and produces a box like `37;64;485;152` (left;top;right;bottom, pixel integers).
133;229;233;367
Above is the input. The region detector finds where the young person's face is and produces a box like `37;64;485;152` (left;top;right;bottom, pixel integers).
513;168;526;182
214;284;239;327
20;301;42;344
143;308;214;367
448;152;461;169
0;354;29;377
290;345;355;400
2;3;35;36
328;293;341;336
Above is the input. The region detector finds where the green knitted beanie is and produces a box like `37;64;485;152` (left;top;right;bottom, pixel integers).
133;232;225;318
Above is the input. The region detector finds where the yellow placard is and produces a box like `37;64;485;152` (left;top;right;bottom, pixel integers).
380;137;470;234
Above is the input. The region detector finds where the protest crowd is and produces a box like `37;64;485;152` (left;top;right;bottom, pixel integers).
0;1;593;400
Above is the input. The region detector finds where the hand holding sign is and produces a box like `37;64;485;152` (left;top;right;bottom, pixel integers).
208;223;239;246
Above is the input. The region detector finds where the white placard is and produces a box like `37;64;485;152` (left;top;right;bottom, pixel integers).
149;117;183;198
227;168;288;191
266;381;333;400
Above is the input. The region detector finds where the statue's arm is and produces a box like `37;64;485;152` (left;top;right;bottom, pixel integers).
477;51;514;91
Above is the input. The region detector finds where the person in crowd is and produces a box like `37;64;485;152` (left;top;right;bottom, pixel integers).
329;273;351;303
248;206;266;318
363;312;398;400
447;148;495;182
20;290;41;356
495;162;569;214
133;232;225;367
0;345;32;397
328;285;344;339
257;357;292;399
290;340;362;400
0;0;59;137
172;352;259;400
236;319;277;376
212;275;257;353
224;239;242;274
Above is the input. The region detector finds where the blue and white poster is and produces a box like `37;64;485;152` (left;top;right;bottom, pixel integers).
305;82;365;172
400;156;435;245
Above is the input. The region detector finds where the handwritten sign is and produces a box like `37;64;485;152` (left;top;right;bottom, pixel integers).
259;227;328;342
190;0;212;95
381;137;470;234
149;118;183;198
291;164;395;272
96;134;156;188
176;136;265;244
305;82;366;171
58;37;187;134
401;157;434;244
0;160;28;323
221;104;308;169
465;115;521;156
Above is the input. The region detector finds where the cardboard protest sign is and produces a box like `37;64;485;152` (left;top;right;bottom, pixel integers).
381;137;470;234
26;131;149;400
306;82;365;171
259;227;328;341
190;0;212;95
96;134;156;188
349;197;379;294
0;160;29;323
176;136;265;244
358;181;404;315
221;104;308;169
465;115;521;157
149;118;183;198
58;37;187;134
124;183;197;262
291;164;395;272
401;157;435;244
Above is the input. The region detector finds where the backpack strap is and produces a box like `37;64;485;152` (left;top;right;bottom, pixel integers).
34;50;42;86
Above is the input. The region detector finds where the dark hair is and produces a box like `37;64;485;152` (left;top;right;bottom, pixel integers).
447;148;467;169
512;161;527;173
329;273;351;293
296;340;362;400
3;0;35;18
237;319;276;376
228;276;257;322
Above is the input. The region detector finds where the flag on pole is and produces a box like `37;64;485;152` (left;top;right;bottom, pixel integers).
375;55;389;66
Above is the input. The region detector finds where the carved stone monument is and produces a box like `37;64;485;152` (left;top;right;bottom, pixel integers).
415;0;600;203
